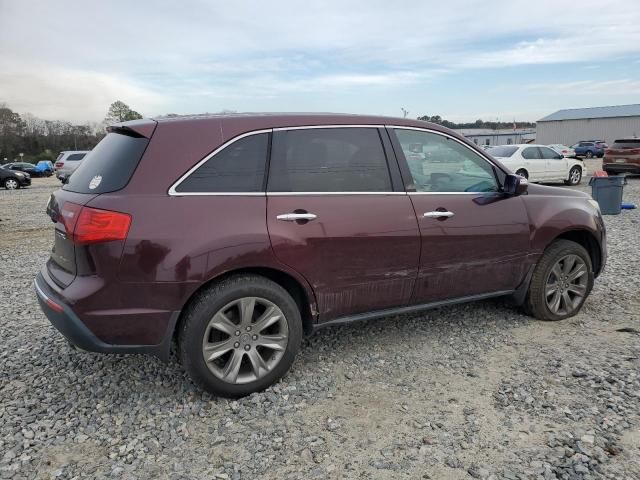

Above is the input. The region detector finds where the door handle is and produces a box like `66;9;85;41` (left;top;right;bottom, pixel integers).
276;213;318;222
423;211;454;218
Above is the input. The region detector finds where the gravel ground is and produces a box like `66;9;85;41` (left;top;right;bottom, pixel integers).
1;174;639;480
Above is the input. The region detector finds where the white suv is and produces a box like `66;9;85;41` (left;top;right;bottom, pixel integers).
54;151;91;183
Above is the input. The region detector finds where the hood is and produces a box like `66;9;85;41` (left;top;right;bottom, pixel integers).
526;183;590;198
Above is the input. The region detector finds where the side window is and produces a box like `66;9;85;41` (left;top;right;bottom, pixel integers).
540;147;561;159
268;128;391;192
522;147;540;159
175;132;269;193
393;129;499;193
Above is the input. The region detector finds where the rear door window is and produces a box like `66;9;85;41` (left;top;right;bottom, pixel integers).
174;132;269;193
268;128;392;192
63;133;149;194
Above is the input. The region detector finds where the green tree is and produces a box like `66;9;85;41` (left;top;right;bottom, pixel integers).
104;100;143;124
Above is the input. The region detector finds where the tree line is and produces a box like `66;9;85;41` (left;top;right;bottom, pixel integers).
417;115;536;130
0;101;142;164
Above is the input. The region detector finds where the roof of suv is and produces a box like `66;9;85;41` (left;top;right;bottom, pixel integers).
113;113;463;145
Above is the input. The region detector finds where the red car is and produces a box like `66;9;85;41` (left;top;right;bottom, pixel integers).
603;138;640;175
35;114;606;397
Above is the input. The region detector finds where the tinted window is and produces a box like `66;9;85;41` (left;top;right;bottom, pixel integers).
522;147;540;159
612;139;640;149
540;147;561;159
64;133;149;194
488;146;518;157
67;153;87;161
175;133;269;193
268;128;391;192
394;129;498;193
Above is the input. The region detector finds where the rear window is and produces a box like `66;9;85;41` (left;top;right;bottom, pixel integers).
63;133;149;194
487;146;517;157
612;139;640;149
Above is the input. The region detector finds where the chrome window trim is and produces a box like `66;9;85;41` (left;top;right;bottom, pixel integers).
168;129;272;196
273;124;383;132
267;191;404;196
168;124;504;197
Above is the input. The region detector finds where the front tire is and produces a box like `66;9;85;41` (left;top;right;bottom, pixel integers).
585;151;593;159
565;166;582;185
178;275;303;397
525;240;593;321
515;168;529;179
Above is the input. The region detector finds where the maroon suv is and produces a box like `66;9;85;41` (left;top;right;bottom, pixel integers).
35;113;606;397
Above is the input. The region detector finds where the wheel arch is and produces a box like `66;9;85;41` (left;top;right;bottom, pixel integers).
550;229;603;276
173;266;317;345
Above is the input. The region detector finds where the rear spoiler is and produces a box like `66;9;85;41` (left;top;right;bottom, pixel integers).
107;119;157;139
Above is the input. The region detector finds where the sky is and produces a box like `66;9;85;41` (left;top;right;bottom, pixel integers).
1;0;639;124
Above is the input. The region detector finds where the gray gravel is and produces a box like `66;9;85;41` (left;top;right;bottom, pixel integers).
1;175;639;480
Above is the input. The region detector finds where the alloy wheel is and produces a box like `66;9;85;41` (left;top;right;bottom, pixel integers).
569;168;581;185
545;254;588;316
201;297;289;384
5;179;18;190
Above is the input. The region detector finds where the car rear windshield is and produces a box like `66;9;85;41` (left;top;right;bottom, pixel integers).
612;139;640;149
487;146;518;157
63;132;149;194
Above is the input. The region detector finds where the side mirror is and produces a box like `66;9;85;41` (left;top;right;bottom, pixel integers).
503;173;528;195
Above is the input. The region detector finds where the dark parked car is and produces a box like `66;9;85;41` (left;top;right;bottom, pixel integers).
603;138;640;174
0;165;31;189
35;114;607;397
5;162;38;176
572;140;607;159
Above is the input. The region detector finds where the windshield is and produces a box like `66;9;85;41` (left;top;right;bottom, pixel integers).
487;146;518;157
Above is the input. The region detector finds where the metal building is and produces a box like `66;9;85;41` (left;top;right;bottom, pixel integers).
455;128;536;146
537;104;640;146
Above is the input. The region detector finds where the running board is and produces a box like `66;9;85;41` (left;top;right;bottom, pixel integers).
313;290;514;331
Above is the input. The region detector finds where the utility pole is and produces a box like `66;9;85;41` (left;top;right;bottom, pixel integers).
401;108;409;118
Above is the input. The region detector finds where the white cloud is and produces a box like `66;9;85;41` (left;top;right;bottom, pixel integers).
0;58;168;123
524;79;640;96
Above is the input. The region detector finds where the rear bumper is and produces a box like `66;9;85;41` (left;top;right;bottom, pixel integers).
34;273;178;361
603;164;640;174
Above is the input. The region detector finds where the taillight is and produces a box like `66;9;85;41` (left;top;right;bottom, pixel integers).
61;202;131;245
55;162;64;168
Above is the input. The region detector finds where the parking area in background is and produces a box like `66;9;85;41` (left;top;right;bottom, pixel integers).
1;174;639;479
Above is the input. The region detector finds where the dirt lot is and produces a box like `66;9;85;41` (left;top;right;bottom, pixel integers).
1;174;639;480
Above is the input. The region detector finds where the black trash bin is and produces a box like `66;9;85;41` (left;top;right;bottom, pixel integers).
589;175;626;215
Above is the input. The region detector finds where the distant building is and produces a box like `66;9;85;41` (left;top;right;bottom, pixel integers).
537;104;640;146
455;128;536;147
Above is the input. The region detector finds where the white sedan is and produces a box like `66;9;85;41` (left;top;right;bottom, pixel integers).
548;144;576;158
487;144;586;185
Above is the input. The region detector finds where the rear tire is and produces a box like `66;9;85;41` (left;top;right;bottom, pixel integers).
515;169;528;179
525;240;593;321
178;275;302;397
